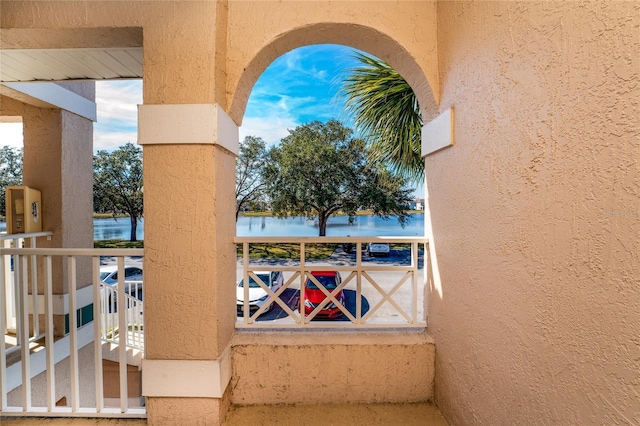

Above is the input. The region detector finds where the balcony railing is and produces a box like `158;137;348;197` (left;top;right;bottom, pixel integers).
1;238;145;418
235;236;428;329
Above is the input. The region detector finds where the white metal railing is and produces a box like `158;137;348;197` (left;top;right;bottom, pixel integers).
1;232;53;354
234;236;428;328
101;279;144;351
1;243;145;418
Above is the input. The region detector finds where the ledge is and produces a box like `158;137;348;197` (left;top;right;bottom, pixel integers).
232;328;434;346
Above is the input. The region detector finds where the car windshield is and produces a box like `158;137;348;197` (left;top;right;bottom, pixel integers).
306;275;337;290
239;274;270;288
100;272;111;280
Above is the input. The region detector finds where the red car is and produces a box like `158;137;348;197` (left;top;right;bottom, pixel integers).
303;271;345;319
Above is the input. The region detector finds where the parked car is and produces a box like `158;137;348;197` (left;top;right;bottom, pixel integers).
99;265;144;299
367;243;390;257
236;270;284;313
303;271;345;319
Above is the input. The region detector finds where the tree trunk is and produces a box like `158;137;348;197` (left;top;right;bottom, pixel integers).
130;216;138;242
318;214;327;237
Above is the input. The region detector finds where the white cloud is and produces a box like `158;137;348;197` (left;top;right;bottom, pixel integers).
239;116;298;147
94;80;142;151
0;122;24;149
94;130;139;152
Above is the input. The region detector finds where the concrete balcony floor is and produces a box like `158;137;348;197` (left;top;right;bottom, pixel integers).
2;402;447;425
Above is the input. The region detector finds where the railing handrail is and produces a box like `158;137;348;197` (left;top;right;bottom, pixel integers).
1;248;144;257
234;236;428;244
0;231;53;240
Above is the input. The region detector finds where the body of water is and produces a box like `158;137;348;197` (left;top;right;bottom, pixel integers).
0;214;424;240
92;213;424;240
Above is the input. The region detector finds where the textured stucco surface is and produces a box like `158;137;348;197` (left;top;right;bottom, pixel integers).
429;2;640;424
146;386;230;426
231;331;435;405
143;145;236;360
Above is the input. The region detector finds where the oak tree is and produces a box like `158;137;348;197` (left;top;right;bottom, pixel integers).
263;120;412;236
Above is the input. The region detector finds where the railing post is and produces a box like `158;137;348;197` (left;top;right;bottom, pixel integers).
3;238;16;333
356;242;362;324
116;258;128;413
67;256;79;412
92;256;104;413
299;242;306;325
19;255;31;411
243;242;249;324
0;240;7;410
29;237;39;338
43;255;55;411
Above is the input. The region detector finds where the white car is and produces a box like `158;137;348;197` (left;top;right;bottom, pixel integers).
100;265;144;297
236;271;284;314
367;243;390;257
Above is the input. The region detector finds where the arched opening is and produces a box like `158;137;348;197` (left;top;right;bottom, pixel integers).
228;23;439;126
233;30;437;328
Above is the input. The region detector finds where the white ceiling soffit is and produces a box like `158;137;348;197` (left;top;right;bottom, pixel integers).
0;47;143;82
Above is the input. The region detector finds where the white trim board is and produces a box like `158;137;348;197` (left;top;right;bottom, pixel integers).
142;344;232;398
138;104;239;155
2;82;97;122
422;108;454;157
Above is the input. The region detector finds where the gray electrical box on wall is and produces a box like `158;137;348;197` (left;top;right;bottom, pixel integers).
6;186;42;234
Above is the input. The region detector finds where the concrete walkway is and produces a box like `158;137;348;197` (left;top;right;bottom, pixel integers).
224;402;448;425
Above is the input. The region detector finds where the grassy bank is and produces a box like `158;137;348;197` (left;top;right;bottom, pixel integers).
93;238;338;259
237;243;338;259
94;239;143;249
93;213;130;219
94;239;337;259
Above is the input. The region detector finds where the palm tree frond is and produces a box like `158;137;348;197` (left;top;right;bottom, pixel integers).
339;52;423;183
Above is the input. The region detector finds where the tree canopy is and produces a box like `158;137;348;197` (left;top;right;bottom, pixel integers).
0;146;23;218
340;52;423;183
235;136;267;220
263;120;412;236
93;143;143;241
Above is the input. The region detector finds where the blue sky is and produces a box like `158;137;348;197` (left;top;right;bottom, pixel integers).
240;44;362;145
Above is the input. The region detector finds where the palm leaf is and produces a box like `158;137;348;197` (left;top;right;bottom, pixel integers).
339;52;423;183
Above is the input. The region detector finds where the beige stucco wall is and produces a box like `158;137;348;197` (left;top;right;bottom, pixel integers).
143;145;236;360
231;331;435;405
429;1;640;424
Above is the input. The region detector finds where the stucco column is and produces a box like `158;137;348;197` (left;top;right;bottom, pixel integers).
139;104;238;425
19;95;94;337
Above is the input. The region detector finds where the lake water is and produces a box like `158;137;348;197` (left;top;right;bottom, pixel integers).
92;213;424;240
0;214;424;240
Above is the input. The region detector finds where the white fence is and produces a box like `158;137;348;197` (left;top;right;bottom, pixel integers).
235;236;429;328
1;238;145;418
